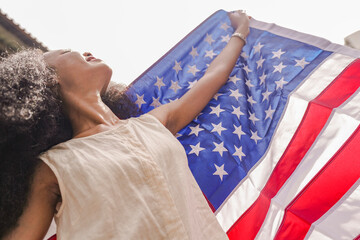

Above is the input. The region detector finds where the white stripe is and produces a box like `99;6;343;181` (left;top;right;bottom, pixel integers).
306;179;360;240
250;19;360;59
256;89;360;239
254;201;285;240
215;54;355;232
305;231;333;240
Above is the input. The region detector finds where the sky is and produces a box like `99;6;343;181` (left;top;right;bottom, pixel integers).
1;0;359;85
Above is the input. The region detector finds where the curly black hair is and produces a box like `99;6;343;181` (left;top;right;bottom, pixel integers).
0;49;140;238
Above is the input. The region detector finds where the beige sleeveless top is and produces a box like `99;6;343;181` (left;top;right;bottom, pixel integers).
40;114;228;240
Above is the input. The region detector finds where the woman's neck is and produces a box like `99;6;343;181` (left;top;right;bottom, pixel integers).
62;91;121;138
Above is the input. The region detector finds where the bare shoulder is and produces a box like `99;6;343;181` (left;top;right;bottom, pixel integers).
4;161;60;240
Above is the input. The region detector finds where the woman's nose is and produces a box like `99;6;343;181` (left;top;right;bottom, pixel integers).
83;52;92;57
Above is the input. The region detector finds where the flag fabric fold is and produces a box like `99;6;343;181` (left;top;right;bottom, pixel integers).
125;10;360;240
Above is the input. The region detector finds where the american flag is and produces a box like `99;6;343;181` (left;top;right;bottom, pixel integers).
125;10;360;240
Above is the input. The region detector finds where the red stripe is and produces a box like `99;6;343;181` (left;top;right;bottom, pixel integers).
204;192;216;212
227;59;360;240
354;233;360;240
274;125;360;239
47;235;57;240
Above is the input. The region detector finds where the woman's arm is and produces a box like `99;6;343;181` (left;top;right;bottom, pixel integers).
150;10;250;134
4;162;60;240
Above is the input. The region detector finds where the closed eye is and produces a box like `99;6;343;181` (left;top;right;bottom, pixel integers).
61;49;72;55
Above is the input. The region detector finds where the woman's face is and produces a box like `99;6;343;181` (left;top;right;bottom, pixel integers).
44;49;112;96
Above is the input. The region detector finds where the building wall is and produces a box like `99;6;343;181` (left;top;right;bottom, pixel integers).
0;9;47;54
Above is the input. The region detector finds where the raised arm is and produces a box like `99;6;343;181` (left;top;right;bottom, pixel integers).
150;10;250;134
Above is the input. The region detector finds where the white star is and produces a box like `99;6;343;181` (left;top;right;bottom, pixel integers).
249;111;260;125
213;93;223;101
169;80;182;93
154;76;165;89
275;77;287;89
272;49;285;59
247;95;257;106
220;22;231;31
150;96;161;108
259;72;267;85
253;42;264;54
241;52;249;59
229;75;241;83
135;94;146;108
233;145;246;161
187;64;200;76
211;122;227;136
232;106;244;118
173;60;182;74
189;142;205;156
265;105;275;120
189;124;204;136
221;34;231;43
189;46;199;58
233;124;246;139
213;164;228;181
205;33;215;45
295;57;310;69
243;65;252;75
262;89;272;102
256;56;265;69
205;50;217;59
273;62;287;73
229;89;243;101
212;142;228;157
250;130;262;144
245;79;255;88
187;79;198;89
210;105;225;117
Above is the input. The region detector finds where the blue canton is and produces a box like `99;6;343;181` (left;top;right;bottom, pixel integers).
125;10;331;209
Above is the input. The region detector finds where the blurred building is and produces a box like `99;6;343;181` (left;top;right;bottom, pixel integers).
345;30;360;50
0;9;47;55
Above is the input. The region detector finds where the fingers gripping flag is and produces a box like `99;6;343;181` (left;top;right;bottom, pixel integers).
125;10;360;240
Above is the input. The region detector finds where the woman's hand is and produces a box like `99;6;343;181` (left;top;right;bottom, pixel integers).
229;10;250;38
150;10;250;134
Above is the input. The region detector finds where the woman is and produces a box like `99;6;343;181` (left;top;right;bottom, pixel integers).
0;11;249;239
